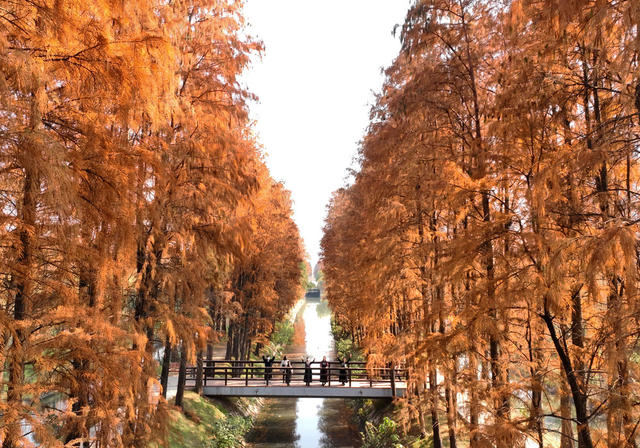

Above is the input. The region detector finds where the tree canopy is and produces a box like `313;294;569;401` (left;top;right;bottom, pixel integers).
0;1;304;447
322;1;640;447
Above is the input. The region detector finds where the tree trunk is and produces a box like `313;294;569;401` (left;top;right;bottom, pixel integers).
225;322;234;359
160;335;172;398
195;350;204;395
560;385;574;448
3;163;38;448
64;267;97;446
527;308;544;448
532;386;543;448
542;296;593;448
429;365;443;448
175;343;188;408
229;324;239;361
417;396;428;440
442;308;457;448
570;289;593;448
482;190;509;443
445;364;458;448
243;337;251;361
469;349;480;448
635;81;640;117
606;279;636;448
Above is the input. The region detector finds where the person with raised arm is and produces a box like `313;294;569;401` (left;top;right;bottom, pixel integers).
319;356;329;386
302;356;315;386
337;354;351;385
262;354;275;382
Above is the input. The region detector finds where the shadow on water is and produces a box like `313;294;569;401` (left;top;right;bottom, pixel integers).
246;299;361;448
245;398;299;446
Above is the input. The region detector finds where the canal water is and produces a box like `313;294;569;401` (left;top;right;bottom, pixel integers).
245;299;361;448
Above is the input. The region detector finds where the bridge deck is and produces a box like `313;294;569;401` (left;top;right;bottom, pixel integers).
186;378;406;398
178;360;407;399
203;385;404;398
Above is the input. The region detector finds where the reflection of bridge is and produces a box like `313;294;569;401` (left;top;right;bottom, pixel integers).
179;360;407;399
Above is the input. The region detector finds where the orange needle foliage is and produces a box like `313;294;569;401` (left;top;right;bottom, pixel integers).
322;1;640;448
0;1;304;447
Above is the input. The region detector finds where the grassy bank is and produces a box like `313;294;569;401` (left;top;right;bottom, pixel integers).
162;392;259;448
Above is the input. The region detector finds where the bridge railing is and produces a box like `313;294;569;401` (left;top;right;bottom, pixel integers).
174;360;407;395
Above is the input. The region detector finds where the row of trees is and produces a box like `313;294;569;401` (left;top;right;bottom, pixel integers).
322;1;640;447
0;1;304;447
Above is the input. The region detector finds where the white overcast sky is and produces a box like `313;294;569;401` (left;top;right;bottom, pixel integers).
241;1;412;267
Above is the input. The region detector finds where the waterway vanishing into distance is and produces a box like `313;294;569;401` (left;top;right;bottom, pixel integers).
245;299;361;448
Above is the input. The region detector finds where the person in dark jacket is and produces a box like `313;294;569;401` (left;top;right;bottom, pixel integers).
319;356;329;386
337;355;350;385
262;355;275;382
283;358;292;386
302;356;315;386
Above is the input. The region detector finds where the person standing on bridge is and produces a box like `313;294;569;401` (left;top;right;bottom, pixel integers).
337;355;351;385
283;358;292;386
302;356;314;386
262;354;275;383
280;356;290;383
319;356;329;386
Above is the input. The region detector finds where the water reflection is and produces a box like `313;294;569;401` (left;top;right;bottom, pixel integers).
300;300;333;357
317;399;362;448
295;398;324;447
245;398;299;446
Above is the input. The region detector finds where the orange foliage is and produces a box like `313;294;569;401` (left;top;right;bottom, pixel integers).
0;1;304;447
322;1;640;448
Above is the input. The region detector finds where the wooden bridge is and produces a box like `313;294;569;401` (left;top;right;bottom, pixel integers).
180;360;407;399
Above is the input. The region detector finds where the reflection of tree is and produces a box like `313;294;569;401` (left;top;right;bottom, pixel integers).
316;300;332;319
292;308;307;349
245;398;299;445
317;399;362;447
